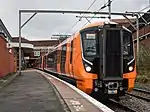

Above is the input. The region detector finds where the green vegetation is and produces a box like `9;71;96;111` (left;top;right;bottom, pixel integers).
136;43;150;83
0;73;14;85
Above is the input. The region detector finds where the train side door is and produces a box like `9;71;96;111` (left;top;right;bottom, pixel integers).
65;43;70;75
57;47;61;73
69;40;74;77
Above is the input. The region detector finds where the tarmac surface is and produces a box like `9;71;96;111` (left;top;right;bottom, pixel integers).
0;70;65;112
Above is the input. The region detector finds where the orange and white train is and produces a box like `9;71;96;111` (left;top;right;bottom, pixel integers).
34;21;136;98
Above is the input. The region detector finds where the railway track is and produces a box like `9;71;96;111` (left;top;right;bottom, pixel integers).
133;88;150;94
103;99;136;112
42;69;149;111
126;88;150;102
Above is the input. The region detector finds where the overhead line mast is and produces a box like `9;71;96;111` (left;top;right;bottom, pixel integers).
81;0;114;27
108;0;112;19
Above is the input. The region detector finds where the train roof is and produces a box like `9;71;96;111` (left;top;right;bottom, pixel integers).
81;21;118;30
81;21;131;32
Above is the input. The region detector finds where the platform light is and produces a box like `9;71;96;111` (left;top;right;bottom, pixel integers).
129;66;133;71
86;66;91;72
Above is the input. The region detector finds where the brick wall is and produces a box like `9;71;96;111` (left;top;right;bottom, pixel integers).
0;35;16;77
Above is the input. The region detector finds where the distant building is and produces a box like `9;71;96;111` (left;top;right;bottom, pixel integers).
130;9;150;49
0;19;17;74
11;37;59;68
112;10;150;46
111;18;136;28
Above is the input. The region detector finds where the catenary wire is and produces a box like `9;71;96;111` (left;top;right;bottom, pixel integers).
82;0;114;28
65;0;98;34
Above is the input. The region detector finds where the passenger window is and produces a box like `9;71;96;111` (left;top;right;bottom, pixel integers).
61;45;67;73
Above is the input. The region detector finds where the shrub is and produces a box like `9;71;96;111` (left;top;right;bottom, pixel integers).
136;43;150;83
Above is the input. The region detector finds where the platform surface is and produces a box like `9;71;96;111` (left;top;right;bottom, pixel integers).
0;70;66;112
41;69;113;112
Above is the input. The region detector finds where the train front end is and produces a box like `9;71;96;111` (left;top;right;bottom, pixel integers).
80;22;136;96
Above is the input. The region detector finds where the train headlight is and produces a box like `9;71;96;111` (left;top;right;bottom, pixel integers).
128;66;133;71
86;66;91;72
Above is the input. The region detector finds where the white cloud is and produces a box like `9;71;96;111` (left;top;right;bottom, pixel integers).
0;0;149;40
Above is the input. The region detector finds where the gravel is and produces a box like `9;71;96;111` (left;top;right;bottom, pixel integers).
135;81;150;91
118;95;150;112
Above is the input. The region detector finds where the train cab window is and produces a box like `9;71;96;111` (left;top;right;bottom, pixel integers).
81;30;97;62
123;31;133;58
85;34;96;55
123;30;134;73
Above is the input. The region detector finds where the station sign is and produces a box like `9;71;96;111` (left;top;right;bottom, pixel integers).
34;51;40;56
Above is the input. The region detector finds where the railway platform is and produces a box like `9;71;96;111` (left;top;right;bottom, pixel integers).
0;69;113;112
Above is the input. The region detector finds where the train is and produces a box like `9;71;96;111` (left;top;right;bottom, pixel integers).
34;21;137;99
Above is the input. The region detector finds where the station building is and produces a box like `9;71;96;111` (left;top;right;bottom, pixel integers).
11;37;59;68
0;19;16;76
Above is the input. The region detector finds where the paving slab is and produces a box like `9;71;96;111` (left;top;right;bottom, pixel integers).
40;70;113;112
0;70;66;112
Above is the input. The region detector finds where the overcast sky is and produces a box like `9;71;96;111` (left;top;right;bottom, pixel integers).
0;0;149;40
